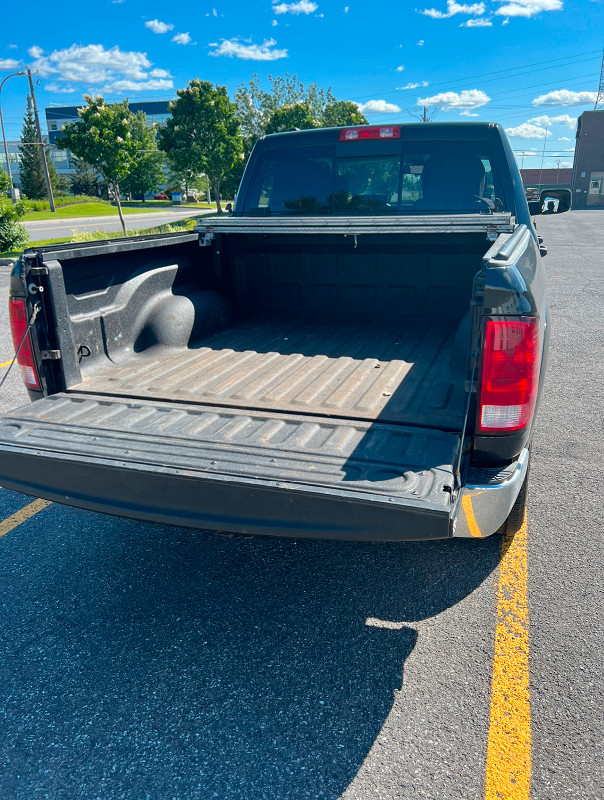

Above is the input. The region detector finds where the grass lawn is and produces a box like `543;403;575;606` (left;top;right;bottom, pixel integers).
0;215;216;258
22;202;215;221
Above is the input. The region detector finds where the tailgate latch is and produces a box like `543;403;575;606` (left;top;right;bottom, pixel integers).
41;349;61;360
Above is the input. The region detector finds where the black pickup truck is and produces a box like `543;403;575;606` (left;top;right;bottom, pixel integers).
3;122;557;540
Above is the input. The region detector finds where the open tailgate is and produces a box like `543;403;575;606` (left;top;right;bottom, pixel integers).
0;393;459;540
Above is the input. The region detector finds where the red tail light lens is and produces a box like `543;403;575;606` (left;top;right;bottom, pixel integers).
8;298;41;391
338;126;401;141
478;317;540;433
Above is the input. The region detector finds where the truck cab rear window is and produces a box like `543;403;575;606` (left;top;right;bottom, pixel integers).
241;140;504;215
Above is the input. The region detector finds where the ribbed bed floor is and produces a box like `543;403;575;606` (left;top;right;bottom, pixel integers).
77;316;467;428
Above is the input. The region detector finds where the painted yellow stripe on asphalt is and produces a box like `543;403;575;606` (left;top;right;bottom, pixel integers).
0;360;14;369
461;493;483;538
0;499;51;539
485;512;531;800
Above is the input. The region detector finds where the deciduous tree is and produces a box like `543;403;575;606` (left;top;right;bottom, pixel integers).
121;113;165;201
57;96;141;232
159;80;242;214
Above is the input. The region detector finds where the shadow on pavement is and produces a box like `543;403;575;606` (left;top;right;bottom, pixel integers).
0;502;501;799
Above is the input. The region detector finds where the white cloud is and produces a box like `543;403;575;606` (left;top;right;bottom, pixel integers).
7;44;18;49
172;32;193;45
102;78;174;92
501;15;510;22
0;58;20;69
344;4;349;10
505;123;550;139
145;19;174;34
418;1;485;19
45;83;78;94
273;0;318;14
558;136;570;141
532;89;597;107
210;38;288;60
460;16;492;24
516;150;537;157
494;0;562;17
527;113;576;128
418;88;490;110
396;65;405;72
212;7;218;16
417;39;425;44
460;110;479;116
28;43;173;93
272;18;278;25
397;81;429;90
28;45;44;58
356;99;402;114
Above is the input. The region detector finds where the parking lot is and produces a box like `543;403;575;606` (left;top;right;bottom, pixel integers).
0;211;602;799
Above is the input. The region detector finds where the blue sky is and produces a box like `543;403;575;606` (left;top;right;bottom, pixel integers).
1;0;602;168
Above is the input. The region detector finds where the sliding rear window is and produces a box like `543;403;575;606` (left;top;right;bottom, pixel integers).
240;139;505;215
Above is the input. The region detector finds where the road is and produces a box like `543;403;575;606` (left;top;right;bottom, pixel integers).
23;206;214;241
0;211;602;799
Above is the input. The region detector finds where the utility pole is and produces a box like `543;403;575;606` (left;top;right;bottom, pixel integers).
555;159;561;184
26;66;55;212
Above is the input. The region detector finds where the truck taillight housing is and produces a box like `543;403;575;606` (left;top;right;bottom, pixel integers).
477;317;540;433
8;297;41;391
338;126;401;141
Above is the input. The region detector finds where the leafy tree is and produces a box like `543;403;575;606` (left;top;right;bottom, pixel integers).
121;112;165;201
69;155;103;197
56;96;141;233
235;74;337;139
19;105;67;199
321;101;368;128
159;79;243;214
265;103;318;135
0;169;29;252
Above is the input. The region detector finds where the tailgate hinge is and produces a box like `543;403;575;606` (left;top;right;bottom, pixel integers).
41;349;61;360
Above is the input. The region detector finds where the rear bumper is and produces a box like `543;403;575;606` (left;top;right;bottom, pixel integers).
452;448;529;538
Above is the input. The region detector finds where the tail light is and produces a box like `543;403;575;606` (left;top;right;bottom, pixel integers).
339;126;401;141
477;317;540;433
8;297;41;391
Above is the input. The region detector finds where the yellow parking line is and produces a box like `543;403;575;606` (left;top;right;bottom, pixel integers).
0;360;14;369
485;512;531;799
0;498;51;539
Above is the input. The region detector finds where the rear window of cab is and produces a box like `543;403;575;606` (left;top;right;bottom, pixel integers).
240;137;505;216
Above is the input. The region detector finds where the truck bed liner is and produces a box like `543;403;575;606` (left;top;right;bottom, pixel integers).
77;315;467;429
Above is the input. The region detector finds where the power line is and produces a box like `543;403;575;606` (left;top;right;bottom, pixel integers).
353;50;602;103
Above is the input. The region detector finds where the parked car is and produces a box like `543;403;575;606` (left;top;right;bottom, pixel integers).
153;192;169;200
3;122;562;540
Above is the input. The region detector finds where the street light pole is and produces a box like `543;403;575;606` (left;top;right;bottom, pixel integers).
27;66;55;212
0;70;26;202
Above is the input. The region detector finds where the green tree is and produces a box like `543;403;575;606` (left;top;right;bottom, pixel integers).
235;74;337;139
56;96;141;233
19;104;67;199
69;155;103;196
321;101;368;128
265;103;318;135
159;79;242;214
0;169;29;252
121;113;165;201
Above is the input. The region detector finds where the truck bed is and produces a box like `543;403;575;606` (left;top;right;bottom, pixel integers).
77;314;468;429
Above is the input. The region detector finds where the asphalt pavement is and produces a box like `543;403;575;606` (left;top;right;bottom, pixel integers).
0;211;602;799
23;206;214;241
